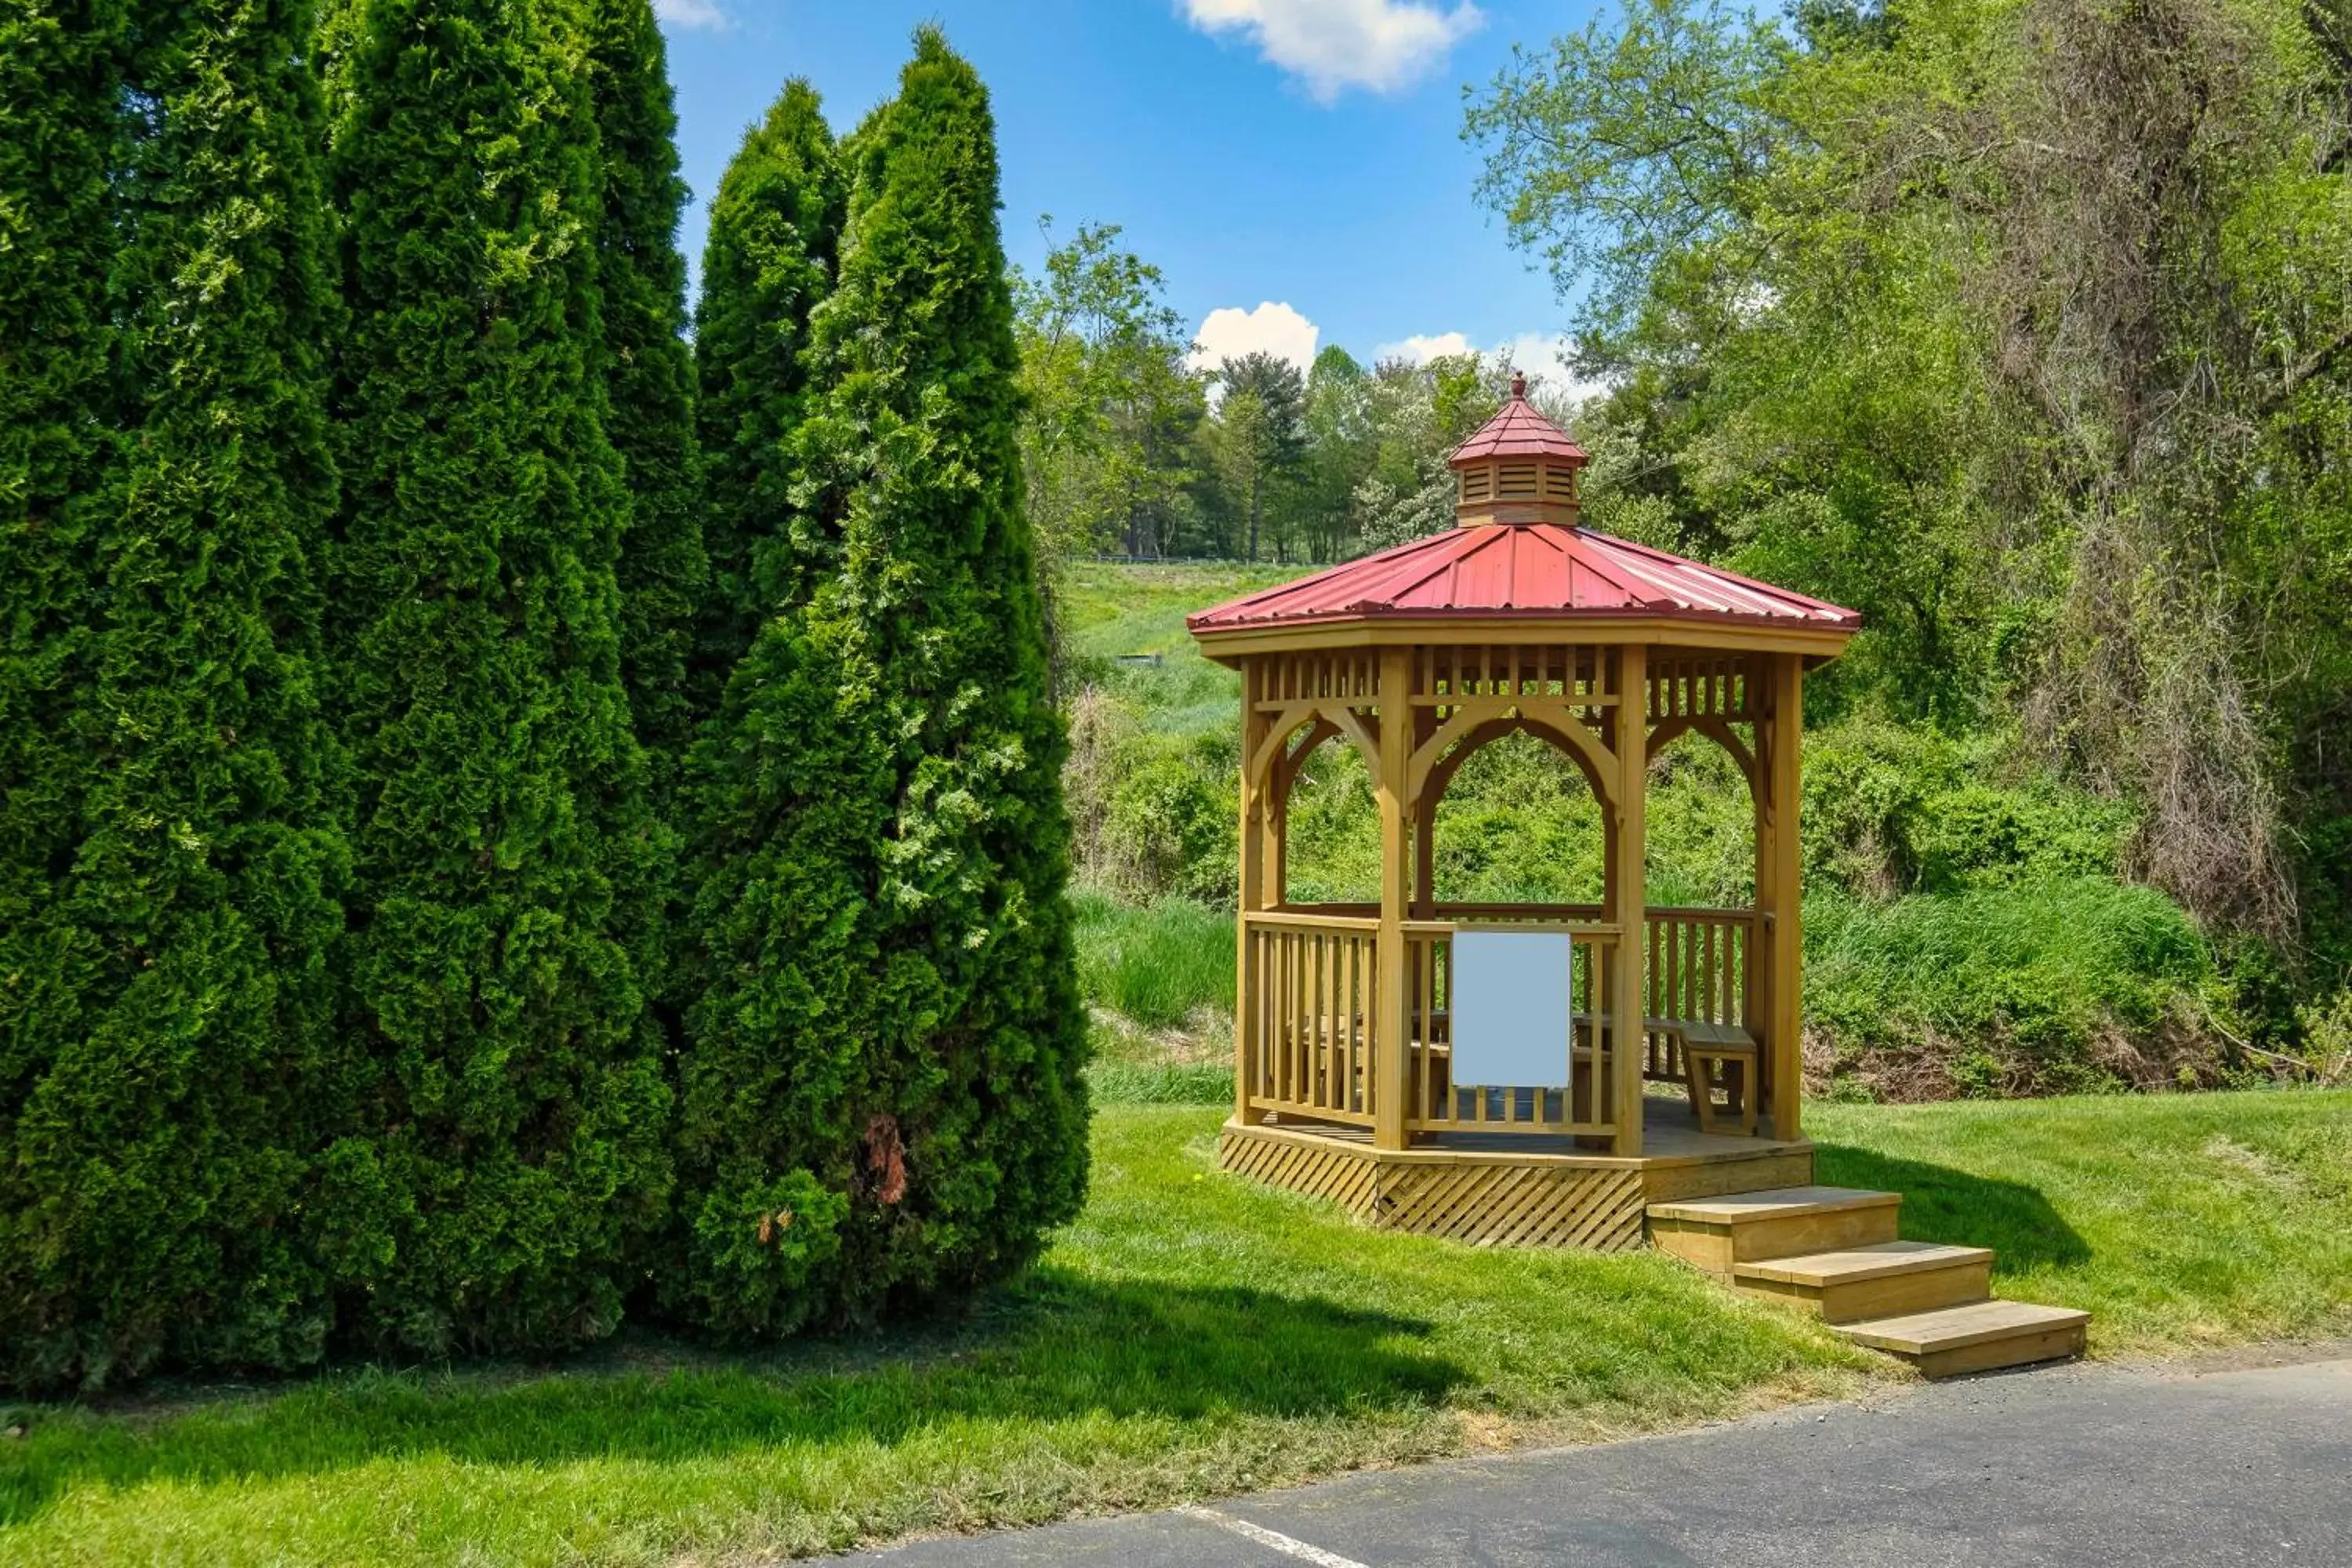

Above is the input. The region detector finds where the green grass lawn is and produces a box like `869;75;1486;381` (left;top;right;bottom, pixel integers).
5;1089;2347;1566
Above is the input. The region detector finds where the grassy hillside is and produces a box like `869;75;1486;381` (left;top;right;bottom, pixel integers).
4;1088;2343;1566
1062;561;2275;1100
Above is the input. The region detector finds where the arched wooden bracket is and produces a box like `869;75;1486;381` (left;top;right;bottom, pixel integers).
1417;713;1613;819
1248;702;1381;797
1647;713;1758;793
1408;702;1618;810
1269;715;1338;804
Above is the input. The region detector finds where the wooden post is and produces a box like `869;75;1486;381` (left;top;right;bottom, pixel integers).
1411;702;1438;920
1235;658;1269;1128
1373;647;1414;1150
1764;652;1805;1142
1611;643;1648;1156
1744;655;1768;1073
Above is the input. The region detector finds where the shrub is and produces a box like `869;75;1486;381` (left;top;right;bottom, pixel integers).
2;0;357;1393
0;0;122;1387
688;78;844;722
589;0;706;787
677;31;1088;1338
1805;880;2230;1097
323;0;672;1356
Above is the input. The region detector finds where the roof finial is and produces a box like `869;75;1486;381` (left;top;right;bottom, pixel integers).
1510;371;1527;400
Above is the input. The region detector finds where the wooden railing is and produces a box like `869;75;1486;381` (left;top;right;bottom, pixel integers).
1401;921;1618;1137
1239;910;1381;1127
1238;903;1758;1142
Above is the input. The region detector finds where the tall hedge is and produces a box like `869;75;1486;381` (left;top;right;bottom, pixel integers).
325;0;671;1356
1;0;356;1392
687;79;844;724
586;0;704;782
0;0;122;1386
676;31;1087;1337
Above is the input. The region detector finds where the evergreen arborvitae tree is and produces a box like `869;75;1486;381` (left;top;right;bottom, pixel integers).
677;31;1087;1337
326;0;670;1356
687;79;844;724
1;0;355;1391
586;0;703;779
0;0;122;1387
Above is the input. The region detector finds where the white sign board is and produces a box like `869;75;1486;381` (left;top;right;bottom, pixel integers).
1450;929;1575;1089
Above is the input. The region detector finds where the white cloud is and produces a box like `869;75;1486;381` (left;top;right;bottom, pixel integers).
1377;329;1616;406
1180;0;1483;100
1189;301;1321;379
1378;330;1475;363
655;0;728;31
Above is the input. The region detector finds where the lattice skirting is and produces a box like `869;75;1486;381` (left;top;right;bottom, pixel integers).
1217;1123;1649;1251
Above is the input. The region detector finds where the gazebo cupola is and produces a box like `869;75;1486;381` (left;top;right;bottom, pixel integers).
1450;372;1588;528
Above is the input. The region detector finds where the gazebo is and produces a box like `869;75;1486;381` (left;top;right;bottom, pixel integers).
1185;376;1862;1250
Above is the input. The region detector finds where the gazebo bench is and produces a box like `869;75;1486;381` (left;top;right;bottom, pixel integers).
1661;1018;1759;1136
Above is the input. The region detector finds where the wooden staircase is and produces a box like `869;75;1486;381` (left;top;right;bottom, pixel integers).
1647;1185;2088;1377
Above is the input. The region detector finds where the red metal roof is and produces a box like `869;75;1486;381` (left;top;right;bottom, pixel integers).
1448;374;1589;467
1187;522;1862;634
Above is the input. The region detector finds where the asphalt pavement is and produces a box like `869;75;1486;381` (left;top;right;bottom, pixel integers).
823;1348;2352;1566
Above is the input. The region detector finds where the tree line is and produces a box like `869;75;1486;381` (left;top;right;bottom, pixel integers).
0;3;1083;1391
1011;222;1570;567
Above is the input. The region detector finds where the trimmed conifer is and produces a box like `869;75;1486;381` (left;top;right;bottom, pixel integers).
0;0;355;1391
586;0;704;779
687;79;844;724
0;0;122;1388
325;0;670;1355
676;31;1087;1336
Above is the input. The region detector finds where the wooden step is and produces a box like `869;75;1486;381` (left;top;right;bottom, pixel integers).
1733;1240;1992;1323
1646;1185;1901;1273
1835;1299;2089;1379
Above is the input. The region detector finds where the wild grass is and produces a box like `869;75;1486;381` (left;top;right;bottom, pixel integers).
1071;889;1233;1029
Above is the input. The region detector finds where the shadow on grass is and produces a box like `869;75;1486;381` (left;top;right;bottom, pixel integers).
0;1269;1461;1528
1813;1144;2090;1272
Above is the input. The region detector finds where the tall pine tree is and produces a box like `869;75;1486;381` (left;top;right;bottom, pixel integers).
585;0;703;779
687;79;844;725
325;0;670;1355
0;0;122;1387
677;31;1087;1336
2;0;355;1390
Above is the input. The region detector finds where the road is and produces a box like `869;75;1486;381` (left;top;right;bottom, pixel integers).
825;1349;2352;1566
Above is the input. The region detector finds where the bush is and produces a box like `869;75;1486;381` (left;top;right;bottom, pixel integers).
2;0;354;1393
1802;720;2133;897
1805;880;2230;1097
323;0;673;1357
676;31;1088;1338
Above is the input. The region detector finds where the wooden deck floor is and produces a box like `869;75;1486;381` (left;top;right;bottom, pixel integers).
1258;1097;1803;1164
1217;1097;1815;1250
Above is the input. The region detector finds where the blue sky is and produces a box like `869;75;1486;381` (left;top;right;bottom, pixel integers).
656;0;1606;386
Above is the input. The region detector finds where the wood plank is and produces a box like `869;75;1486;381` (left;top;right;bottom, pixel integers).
1610;645;1647;1156
1765;652;1805;1141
